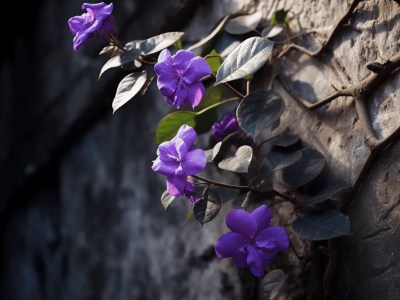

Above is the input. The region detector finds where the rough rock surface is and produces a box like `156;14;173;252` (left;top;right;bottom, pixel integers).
0;0;399;299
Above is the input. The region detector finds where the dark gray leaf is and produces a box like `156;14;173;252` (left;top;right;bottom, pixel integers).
140;32;184;55
193;188;221;225
292;210;351;241
224;12;262;35
249;175;274;195
99;48;143;79
187;15;230;51
161;190;176;210
218;145;253;173
237;90;285;140
297;180;350;205
205;142;222;163
272;131;299;147
214;32;242;58
260;269;286;300
263;149;302;172
215;37;274;84
112;71;147;113
281;148;325;188
261;25;284;39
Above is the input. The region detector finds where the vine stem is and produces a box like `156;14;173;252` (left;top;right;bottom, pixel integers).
210;74;245;99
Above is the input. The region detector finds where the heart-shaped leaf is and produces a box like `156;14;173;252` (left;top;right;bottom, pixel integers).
215;37;274;84
187;15;229;51
260;269;286;300
161;190;176;210
224;12;262;35
281;148;325;188
205;142;222;163
237;90;285;140
271;131;299;147
140;32;184;55
261;25;284;39
297;180;350;205
99;47;143;79
193;188;221;225
218;145;253;173
292;210;351;241
112;71;147;113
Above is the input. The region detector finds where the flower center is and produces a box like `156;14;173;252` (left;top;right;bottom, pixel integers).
167;154;180;162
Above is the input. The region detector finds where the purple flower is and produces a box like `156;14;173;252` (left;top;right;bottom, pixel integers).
154;49;212;109
183;178;201;204
68;2;116;51
152;125;206;197
211;112;241;142
215;205;289;277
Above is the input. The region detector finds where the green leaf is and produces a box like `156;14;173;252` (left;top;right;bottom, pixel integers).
237;90;285;140
218;145;253;173
161;190;176;210
215;37;274;84
174;39;183;50
99;47;142;79
205;50;222;76
270;9;288;26
187;15;230;52
224;11;262;35
196;85;223;111
155;111;197;145
193;188;221;225
292;210;351;241
281;148;325;188
194;109;218;134
112;71;147;113
140;32;184;55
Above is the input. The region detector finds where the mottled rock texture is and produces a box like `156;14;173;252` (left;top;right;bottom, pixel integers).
0;0;399;299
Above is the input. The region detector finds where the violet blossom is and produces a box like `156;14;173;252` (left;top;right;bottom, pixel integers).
211;112;241;142
68;2;117;51
154;49;212;109
152;125;206;197
215;205;289;277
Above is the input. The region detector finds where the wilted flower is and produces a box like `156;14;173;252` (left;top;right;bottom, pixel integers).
215;205;289;277
152;125;206;197
68;2;117;51
154;49;212;109
211;112;241;142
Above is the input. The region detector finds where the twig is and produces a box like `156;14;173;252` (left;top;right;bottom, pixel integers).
276;0;363;60
211;74;245;99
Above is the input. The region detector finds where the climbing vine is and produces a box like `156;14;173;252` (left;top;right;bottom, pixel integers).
68;1;400;298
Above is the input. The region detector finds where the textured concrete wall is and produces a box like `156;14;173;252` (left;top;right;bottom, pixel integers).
1;0;400;299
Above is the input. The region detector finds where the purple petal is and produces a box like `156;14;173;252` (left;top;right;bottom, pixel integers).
215;232;249;268
181;149;206;175
258;248;277;266
151;158;178;176
183;57;212;84
246;245;265;277
257;227;289;252
166;175;187;196
72;30;92;51
172;50;194;68
226;209;257;238
68;16;86;35
174;138;188;161
172;84;187;109
251;205;273;235
175;125;197;148
83;2;112;16
157;77;178;97
157;49;171;63
185;82;205;109
157;140;178;161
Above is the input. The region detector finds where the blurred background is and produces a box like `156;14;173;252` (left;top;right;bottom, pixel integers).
0;1;246;299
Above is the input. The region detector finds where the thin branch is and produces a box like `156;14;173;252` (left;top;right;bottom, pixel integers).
355;97;377;140
210;74;245;99
276;0;363;60
192;175;249;190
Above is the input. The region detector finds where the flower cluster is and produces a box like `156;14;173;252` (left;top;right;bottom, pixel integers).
211;112;241;142
154;49;212;109
152;125;206;202
215;205;289;277
68;2;117;51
